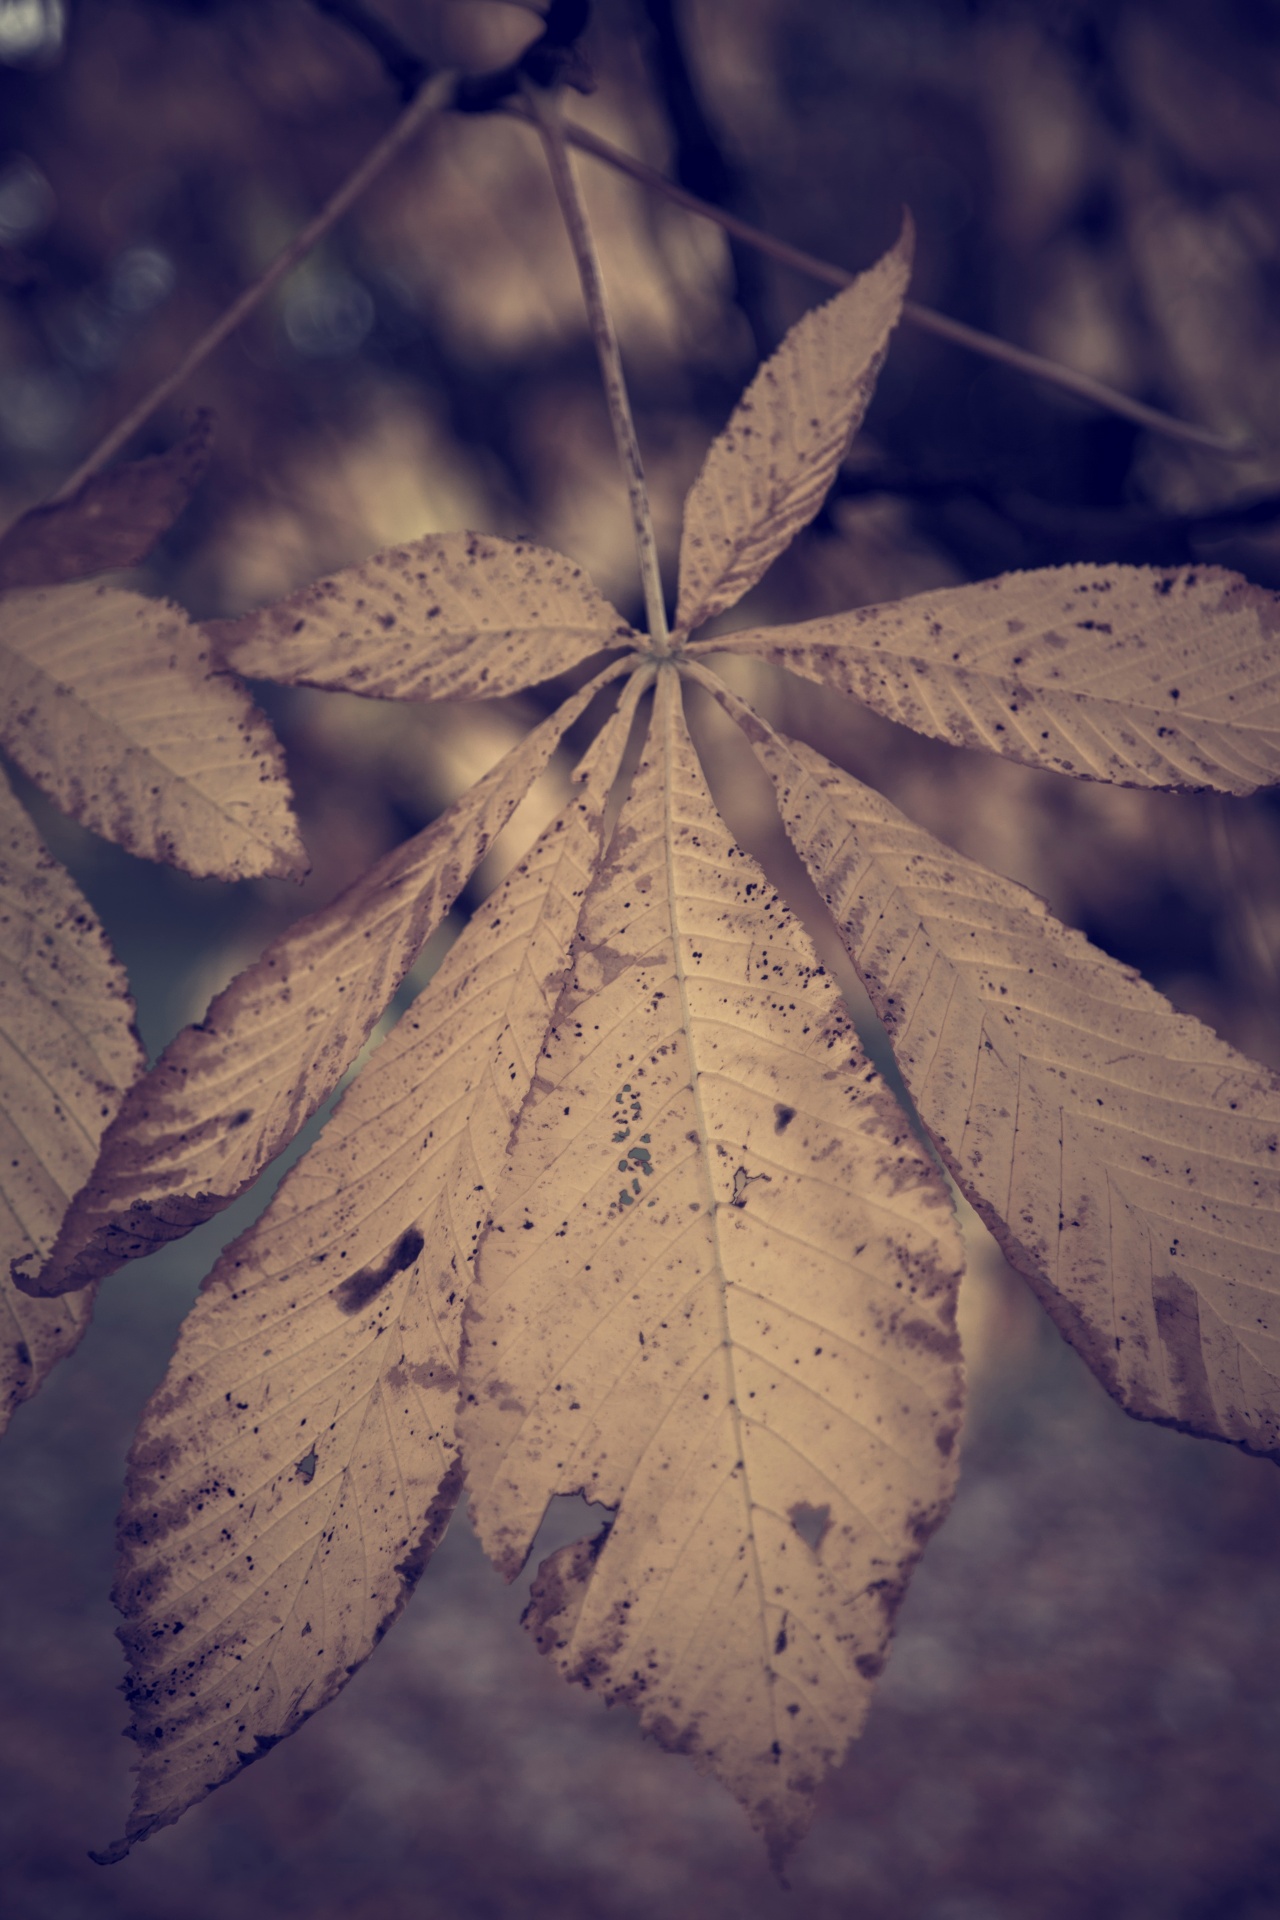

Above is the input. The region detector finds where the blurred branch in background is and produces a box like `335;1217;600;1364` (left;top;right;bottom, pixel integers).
319;0;1252;453
5;0;1242;546
39;69;457;510
551;115;1252;457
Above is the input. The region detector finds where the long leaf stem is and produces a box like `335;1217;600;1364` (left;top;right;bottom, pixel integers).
45;71;457;507
525;83;671;652
548;117;1253;460
306;0;1250;457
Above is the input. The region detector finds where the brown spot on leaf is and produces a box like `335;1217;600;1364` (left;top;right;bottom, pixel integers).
1153;1270;1214;1424
898;1315;961;1360
332;1227;424;1315
386;1359;458;1394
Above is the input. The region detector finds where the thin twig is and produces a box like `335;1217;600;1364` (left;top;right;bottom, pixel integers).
550;118;1254;460
47;71;456;506
526;82;671;650
304;0;1250;457
309;0;1247;458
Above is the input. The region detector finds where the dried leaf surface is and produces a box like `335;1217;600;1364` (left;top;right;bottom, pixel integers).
104;679;648;1859
733;700;1280;1454
57;143;1280;1868
715;564;1280;793
0;412;213;593
215;532;635;701
23;661;636;1300
0;768;142;1431
462;670;963;1862
0;582;305;877
673;223;911;638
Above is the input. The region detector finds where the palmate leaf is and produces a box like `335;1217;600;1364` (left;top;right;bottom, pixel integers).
461;671;963;1864
709;563;1280;792
0;765;143;1432
43;220;1280;1864
100;675;650;1860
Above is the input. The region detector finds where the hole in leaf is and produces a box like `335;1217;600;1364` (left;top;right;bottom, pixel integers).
788;1500;831;1555
501;1490;617;1608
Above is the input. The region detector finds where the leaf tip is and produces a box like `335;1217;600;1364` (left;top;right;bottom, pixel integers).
88;1835;133;1868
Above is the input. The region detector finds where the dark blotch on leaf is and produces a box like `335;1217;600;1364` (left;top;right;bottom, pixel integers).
333;1227;425;1315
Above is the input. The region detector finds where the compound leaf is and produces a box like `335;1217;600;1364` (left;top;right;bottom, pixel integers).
716;563;1280;793
215;532;636;701
673;222;912;639
0;582;305;878
44;132;1280;1869
0;766;142;1432
102;675;648;1860
23;661;635;1299
462;669;963;1863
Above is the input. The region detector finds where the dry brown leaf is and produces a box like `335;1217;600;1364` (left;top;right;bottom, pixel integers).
31;152;1280;1870
0;767;142;1432
0;412;213;592
0;582;305;879
709;680;1280;1455
712;563;1280;793
22;658;638;1300
101;675;649;1860
672;221;912;638
214;531;636;700
461;669;963;1863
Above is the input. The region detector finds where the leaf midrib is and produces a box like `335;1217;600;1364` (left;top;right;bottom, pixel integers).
659;665;778;1748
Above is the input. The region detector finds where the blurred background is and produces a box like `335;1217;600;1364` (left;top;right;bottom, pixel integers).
4;1;1280;1914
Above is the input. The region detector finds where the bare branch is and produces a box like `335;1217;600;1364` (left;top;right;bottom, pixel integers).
551;119;1253;460
295;0;1251;459
527;82;670;650
44;72;456;508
